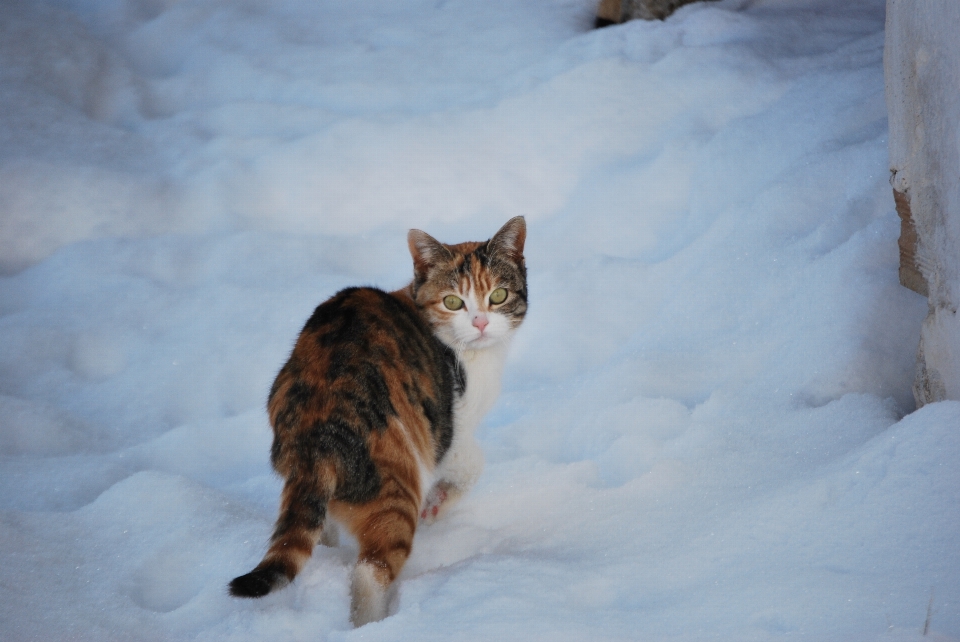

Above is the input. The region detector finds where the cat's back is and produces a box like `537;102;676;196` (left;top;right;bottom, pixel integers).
297;286;438;371
268;287;459;473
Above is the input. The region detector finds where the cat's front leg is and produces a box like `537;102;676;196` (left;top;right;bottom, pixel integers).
420;482;451;522
422;481;470;524
421;436;483;523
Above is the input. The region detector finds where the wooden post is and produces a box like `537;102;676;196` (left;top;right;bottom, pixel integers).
595;0;622;28
892;187;927;297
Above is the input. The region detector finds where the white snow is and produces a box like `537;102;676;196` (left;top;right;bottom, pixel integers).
1;0;957;640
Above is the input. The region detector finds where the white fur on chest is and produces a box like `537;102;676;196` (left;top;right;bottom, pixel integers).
432;339;510;491
455;340;509;434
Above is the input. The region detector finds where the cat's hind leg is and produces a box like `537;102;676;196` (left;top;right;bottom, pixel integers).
332;474;419;626
350;560;391;627
319;520;339;547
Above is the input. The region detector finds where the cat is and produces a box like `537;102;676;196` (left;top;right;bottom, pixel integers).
229;217;527;626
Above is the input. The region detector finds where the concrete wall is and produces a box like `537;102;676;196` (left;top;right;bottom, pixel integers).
885;0;960;405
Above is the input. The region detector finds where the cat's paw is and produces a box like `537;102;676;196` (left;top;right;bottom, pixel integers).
420;485;449;524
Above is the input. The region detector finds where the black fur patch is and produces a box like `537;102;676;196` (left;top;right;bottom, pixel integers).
297;420;382;504
229;562;288;598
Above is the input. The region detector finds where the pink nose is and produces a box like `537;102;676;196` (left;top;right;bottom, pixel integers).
472;315;488;333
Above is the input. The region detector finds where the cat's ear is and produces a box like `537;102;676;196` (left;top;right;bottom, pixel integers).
408;229;452;281
487;216;526;264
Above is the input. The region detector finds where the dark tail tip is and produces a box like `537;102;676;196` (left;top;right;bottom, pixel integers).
229;564;287;598
594;17;618;29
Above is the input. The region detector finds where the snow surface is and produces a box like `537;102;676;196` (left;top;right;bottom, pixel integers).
0;0;957;640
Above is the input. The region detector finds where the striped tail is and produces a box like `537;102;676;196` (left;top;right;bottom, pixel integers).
229;472;334;598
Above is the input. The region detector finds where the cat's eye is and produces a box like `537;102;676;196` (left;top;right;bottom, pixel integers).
489;288;507;305
443;295;464;311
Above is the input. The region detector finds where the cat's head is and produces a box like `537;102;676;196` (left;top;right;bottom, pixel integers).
408;217;527;351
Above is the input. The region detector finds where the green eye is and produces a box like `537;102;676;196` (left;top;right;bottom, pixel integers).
489;288;507;305
443;295;464;311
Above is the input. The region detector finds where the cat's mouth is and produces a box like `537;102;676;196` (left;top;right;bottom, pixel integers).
463;330;504;350
444;330;498;351
469;336;495;348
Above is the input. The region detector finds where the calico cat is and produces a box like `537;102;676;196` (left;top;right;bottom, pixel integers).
229;217;527;626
